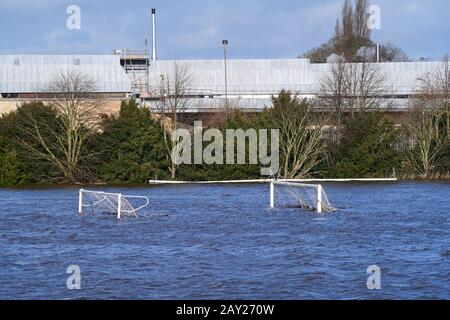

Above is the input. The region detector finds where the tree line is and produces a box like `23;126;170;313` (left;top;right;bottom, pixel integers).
0;60;449;186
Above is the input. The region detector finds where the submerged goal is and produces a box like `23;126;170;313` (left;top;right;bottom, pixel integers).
269;181;334;213
78;189;149;219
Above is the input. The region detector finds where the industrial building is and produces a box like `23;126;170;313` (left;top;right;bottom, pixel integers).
0;7;443;117
113;9;441;115
0;54;131;115
0;53;441;117
144;58;441;113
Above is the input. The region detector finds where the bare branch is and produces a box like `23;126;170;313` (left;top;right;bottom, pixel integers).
152;62;194;178
15;71;104;182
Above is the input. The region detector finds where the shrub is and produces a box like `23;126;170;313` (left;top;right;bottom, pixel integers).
97;99;169;183
325;113;401;178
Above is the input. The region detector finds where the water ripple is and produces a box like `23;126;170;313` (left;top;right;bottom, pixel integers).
0;181;449;299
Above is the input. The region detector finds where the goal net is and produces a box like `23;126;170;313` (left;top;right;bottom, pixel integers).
270;181;334;213
78;189;149;219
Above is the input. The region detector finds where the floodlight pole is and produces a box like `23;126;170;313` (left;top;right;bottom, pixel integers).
152;8;157;62
222;40;229;119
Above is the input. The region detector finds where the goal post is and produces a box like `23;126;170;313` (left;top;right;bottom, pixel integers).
79;189;83;214
117;192;122;219
269;181;334;213
79;189;149;219
317;184;322;213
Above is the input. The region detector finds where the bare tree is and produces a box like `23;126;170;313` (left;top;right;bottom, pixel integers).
304;0;409;63
334;0;372;60
418;54;450;139
152;62;193;178
379;43;411;62
319;58;386;140
16;72;103;182
344;59;386;113
405;55;450;176
319;60;347;139
354;0;370;40
440;55;450;139
270;91;327;179
341;0;354;40
406;106;446;176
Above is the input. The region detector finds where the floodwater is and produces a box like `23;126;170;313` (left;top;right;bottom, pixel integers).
0;181;449;300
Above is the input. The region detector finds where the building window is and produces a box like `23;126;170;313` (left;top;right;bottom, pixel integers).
1;93;19;99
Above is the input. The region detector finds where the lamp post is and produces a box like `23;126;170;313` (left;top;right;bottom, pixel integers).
222;40;229;118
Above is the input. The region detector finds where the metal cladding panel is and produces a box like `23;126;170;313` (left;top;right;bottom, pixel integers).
149;59;440;96
0;55;131;93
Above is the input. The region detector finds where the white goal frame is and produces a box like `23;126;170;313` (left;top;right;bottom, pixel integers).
78;189;149;219
270;181;327;213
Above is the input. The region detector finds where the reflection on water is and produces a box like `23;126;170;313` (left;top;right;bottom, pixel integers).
0;181;449;299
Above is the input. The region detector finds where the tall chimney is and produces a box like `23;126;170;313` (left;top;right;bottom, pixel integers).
152;8;157;62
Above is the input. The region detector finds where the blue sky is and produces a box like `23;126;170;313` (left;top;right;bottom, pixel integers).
0;0;448;60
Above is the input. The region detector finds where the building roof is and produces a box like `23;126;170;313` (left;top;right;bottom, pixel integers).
0;55;131;93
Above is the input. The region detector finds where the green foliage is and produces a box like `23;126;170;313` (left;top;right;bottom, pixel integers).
0;149;28;186
441;105;450;172
1;97;447;185
178;92;324;180
404;107;450;176
267;91;325;178
443;144;450;172
96;99;169;183
324;113;401;178
176;112;263;181
0;102;60;185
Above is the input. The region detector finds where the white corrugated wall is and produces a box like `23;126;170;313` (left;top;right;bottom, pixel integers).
0;55;131;93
